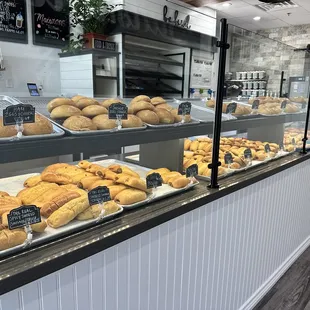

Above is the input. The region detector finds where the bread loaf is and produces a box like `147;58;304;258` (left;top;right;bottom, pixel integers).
63;115;97;131
77;201;119;220
136;110;159;125
114;188;147;205
23;114;53;136
50;105;82;119
78;176;102;189
0;229;27;251
76;98;99;109
82;105;108;118
47;98;76;112
155;103;173;111
122;115;143;128
92;114;116;130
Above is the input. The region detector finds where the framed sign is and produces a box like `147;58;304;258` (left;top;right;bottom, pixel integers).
190;56;213;89
32;0;69;47
0;0;27;43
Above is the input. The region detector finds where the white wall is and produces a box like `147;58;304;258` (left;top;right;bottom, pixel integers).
0;0;61;97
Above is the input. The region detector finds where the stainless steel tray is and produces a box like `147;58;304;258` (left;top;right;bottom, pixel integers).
0;96;65;143
144;119;200;128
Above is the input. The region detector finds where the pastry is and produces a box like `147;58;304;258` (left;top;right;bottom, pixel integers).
24;175;42;187
0;196;21;206
119;166;140;178
60;185;87;197
96;169;118;181
76;201;119;220
77;176;102;190
116;177;148;192
42;163;70;174
100;98;123;109
107;185;127;199
154;108;174;124
190;141;199;152
114;188;147;205
82;105;108;118
70;172;94;184
184;139;191;151
151;97;166;105
0;191;9;197
146;168;170;176
76;98;100;109
63;115;97;131
41;172;72;185
78;160;92;170
198;163;209;175
0;229;27;251
206;99;215;108
23;114;53;135
136;110;159;125
130;101;155;113
284;104;300;114
50;105;82;119
122;115;143;128
171;108;191;123
108;164;122;174
168;176;190;189
71;95;86;103
31;221;47;233
47;196;89;228
47;98;76;112
161;172;182;184
92;114;116;130
88;180;115;191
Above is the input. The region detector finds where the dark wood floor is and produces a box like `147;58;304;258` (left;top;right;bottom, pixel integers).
254;246;310;310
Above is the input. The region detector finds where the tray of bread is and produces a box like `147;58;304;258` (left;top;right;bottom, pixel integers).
0;159;198;256
0;95;65;142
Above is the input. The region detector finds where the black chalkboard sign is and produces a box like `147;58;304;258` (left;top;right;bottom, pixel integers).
292;138;296;145
108;103;128;120
224;152;233;165
0;0;27;43
244;148;252;159
264;144;271;153
32;0;69;47
281;100;288;109
178;102;191;115
94;39;116;51
7;205;41;230
88;186;111;206
186;164;198;178
302;103;307;110
252;100;260;110
226;102;237;114
3;104;35;126
146;173;163;189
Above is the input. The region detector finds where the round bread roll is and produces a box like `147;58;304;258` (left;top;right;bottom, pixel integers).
47;98;76;113
71;95;86;103
131;95;151;104
76;98;100;109
50;105;82;119
122;115;143;128
130;101;155;114
92;114;116;130
82;105;108;118
154;108;174;124
151;97;166;105
23;114;53;135
63;115;97;131
0;117;17;137
171;108;191;123
100;98;123;109
155;103;173;111
136;110;159;125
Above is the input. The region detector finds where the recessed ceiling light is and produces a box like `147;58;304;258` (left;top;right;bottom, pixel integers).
222;2;232;7
253;16;261;21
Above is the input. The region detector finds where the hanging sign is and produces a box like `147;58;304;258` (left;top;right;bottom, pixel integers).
7;205;41;230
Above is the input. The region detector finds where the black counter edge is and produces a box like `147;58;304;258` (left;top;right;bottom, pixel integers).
0;153;309;295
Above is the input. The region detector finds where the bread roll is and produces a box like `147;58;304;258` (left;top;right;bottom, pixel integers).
122;115;143;128
136;110;159;125
0;229;27;251
0;196;21;206
151;97;166;105
76;98;100;109
77;201;119;220
130;101;155;114
155;103;173;111
154;108;174;124
31;221;47;233
47;196;89;228
24;175;42;187
47;98;76;112
78;160;92;170
114;188;147;205
63;115;97;131
23;114;53;136
82;105;108;118
92;114;116;130
131;95;151;104
117;177;148;192
0;118;17;137
100;98;123;109
168;176;190;189
108;185;127;199
171;108;191;123
71;95;86;103
50;105;82;119
88;179;114;191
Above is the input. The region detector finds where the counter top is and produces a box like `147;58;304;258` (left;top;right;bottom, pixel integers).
0;152;309;295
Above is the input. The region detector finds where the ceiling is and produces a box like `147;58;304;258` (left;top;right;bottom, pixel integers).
205;0;310;30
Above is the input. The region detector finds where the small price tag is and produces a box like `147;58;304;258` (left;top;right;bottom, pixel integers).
302;103;306;109
88;186;111;206
146;173;163;189
7;205;41;230
178;102;192;115
224;152;233;165
292;138;296;145
281;100;288;109
226;102;237;114
108;103;128;120
264;144;271;153
244;148;252;159
186;164;198;178
3;104;35;126
252;100;260;110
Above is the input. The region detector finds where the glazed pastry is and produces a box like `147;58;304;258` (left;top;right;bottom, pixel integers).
23;114;53;136
114;188;147;205
82;105;108;118
47;98;76;112
76;98;100;109
0;229;27;251
50;105;82;119
92;114;116;130
136;110;159;125
168;176;190;189
23;175;42;187
63;115;97;131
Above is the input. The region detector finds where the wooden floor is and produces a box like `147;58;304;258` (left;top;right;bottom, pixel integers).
254;246;310;310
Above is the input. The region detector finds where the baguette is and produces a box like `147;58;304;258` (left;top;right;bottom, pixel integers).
114;189;147;205
24;175;42;187
0;229;27;251
47;196;89;228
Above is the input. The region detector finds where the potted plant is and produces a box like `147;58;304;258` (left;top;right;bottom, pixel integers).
70;0;121;49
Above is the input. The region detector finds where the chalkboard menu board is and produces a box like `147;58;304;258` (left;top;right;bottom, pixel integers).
32;0;69;47
0;0;27;43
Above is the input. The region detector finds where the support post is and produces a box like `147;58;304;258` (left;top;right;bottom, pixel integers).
302;95;310;154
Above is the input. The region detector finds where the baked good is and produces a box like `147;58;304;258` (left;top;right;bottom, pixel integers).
41;172;72;185
107;185;128;199
47;196;89;228
78;176;102;189
206;99;215;108
97;169;118;181
155;103;173;111
117;177;148;192
161;172;182;184
42;163;70;174
184;139;191;151
151;97;166;105
63;115;97;131
131;95;151;104
114;188;147;205
0;118;17;137
78;160;92;170
22;114;53;135
24;175;42;187
31;221;47;233
77;201;119;220
92;114;116;130
50;105;82;119
122;115;143;128
0;195;21;206
100;98;123;109
284;104;300;114
119;166;140;178
171;108;191;123
146;168;170;176
168;176;190;189
76;98;100;109
130;101;155;113
71;95;86;103
0;229;27;251
108;164;122;174
47;98;76;112
82;105;108;118
88;180;115;191
154;108;174;124
0;191;9;197
136;110;159;125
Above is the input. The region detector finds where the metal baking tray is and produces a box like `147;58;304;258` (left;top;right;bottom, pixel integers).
0;96;65;143
144;119;200;128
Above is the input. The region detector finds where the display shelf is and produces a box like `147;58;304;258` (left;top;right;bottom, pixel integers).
95;75;118;80
125;54;184;67
125;69;183;80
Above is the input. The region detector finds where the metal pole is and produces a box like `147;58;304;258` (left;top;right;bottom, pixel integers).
279;71;284;97
302;95;310;154
208;18;230;189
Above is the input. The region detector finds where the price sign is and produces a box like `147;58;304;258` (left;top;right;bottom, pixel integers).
186;164;198;178
264;144;271;153
178;102;192;115
3;104;35;126
252;100;260;110
302;103;307;109
224;152;233;165
226;102;237;114
146;173;163;189
108;103;128;120
292;138;296;145
88;186;111;206
281;100;289;109
244;148;252;159
7;205;41;230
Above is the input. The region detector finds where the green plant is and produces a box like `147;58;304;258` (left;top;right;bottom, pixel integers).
70;0;122;34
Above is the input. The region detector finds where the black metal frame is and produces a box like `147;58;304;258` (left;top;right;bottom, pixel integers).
279;71;285;97
302;95;310;154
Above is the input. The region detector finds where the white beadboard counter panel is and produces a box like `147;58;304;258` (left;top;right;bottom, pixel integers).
2;160;310;310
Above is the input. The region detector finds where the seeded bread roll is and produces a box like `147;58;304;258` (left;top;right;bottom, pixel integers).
71;95;86;103
50;105;82;119
82;105;108;118
154;108;174;124
151;97;166;105
76;98;100;109
100;98;123;109
23;114;53;135
92;114;116;130
130;101;155;114
136;110;159;125
0;117;17;137
47;98;76;112
122;115;143;128
130;95;151;104
63;115;97;131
